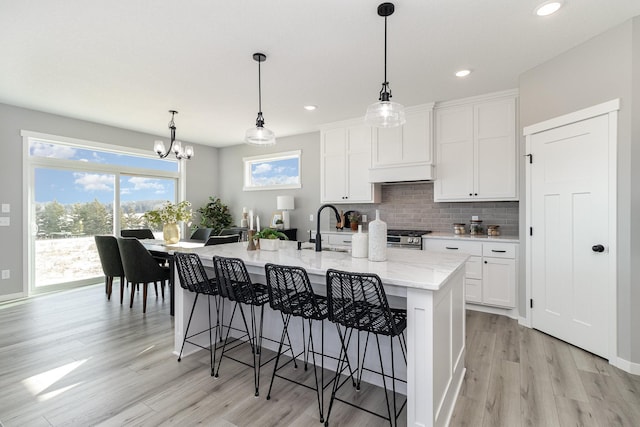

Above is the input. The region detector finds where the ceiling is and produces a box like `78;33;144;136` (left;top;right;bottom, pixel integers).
2;1;639;148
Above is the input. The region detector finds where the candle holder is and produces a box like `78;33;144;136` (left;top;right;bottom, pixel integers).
247;230;256;251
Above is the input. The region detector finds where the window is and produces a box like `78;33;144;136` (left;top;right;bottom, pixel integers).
243;150;301;191
24;132;182;294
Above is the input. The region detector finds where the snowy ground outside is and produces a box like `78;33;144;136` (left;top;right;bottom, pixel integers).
36;236;103;287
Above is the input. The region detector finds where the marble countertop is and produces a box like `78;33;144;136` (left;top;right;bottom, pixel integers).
174;240;468;292
422;231;520;243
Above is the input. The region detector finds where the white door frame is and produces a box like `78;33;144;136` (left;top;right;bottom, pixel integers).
523;99;619;365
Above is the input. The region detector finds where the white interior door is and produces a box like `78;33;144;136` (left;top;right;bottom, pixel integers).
529;114;612;359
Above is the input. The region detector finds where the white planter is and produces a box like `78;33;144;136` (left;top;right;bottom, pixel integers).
259;238;280;251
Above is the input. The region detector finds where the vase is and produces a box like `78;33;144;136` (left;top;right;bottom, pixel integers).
351;225;368;258
368;210;387;262
350;222;359;231
163;223;180;244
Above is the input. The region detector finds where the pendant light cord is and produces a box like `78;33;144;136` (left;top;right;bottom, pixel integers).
258;58;262;115
384;15;387;86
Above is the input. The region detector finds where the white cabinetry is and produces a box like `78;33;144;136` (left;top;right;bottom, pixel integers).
434;90;518;202
422;238;517;308
369;103;435;182
321;120;381;204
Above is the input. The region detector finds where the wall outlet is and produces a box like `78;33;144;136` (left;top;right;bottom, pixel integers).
309;214;313;222
1;270;9;280
1;204;9;213
361;214;367;222
0;217;9;226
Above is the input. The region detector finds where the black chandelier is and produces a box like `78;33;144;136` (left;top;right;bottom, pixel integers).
153;110;193;160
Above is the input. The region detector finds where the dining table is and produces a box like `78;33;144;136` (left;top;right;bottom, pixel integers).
140;239;205;316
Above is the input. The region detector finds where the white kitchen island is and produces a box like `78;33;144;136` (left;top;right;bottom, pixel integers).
172;241;468;427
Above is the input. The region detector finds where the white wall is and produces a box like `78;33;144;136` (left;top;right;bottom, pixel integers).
518;17;638;363
216;131;322;239
0;103;218;299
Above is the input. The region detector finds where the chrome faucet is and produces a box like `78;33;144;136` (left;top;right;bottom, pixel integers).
315;204;341;252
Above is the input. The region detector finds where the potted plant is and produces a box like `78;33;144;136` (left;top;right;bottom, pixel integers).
275;218;284;230
253;228;288;251
143;200;192;244
196;196;232;236
348;212;361;231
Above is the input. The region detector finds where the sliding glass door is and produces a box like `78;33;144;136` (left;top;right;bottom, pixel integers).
26;135;180;294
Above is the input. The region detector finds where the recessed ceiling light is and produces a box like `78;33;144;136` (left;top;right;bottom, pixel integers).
303;105;317;111
535;1;562;16
455;69;471;77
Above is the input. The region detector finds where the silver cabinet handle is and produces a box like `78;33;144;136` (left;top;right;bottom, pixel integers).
445;246;458;250
491;249;507;253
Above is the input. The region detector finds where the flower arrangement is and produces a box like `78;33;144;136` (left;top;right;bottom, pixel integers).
143;201;192;227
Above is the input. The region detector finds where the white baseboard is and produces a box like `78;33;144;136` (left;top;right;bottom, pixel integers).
615;357;640;375
465;303;519;319
518;316;531;328
0;291;28;304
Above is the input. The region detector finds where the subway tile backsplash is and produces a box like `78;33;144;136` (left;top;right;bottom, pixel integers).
332;182;519;236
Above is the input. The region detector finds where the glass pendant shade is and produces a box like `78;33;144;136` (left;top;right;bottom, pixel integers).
365;100;406;128
245;125;276;146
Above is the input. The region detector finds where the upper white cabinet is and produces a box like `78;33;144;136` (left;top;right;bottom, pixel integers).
434;91;518;202
320;120;381;204
369;103;435;183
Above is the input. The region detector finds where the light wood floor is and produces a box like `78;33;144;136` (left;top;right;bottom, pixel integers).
0;284;638;426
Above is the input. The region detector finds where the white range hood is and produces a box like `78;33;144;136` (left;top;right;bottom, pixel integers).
368;103;435;183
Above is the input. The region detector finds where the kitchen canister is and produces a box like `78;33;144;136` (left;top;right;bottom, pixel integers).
368;210;387;262
351;225;368;258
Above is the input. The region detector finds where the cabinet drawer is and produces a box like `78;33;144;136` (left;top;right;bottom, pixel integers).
423;239;482;256
328;234;352;246
482;242;516;259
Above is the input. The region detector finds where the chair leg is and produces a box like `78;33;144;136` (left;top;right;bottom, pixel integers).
154;282;158;298
207;295;216;376
143;283;148;313
178;293;199;362
120;276;125;305
308;318;325;423
130;282;136;308
267;313;293;400
161;280;165;299
374;334;393;425
214;302;239;378
105;276;111;300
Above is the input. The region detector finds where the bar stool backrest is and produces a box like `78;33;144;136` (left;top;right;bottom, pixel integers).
265;263;326;320
212;256;256;304
174;252;217;295
326;269;398;336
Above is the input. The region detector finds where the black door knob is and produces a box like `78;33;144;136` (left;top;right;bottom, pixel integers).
592;244;605;253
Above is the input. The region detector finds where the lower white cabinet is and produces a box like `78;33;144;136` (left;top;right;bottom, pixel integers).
422;238;517;308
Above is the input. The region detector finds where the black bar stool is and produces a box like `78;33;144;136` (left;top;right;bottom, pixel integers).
174;252;220;376
264;263;329;423
213;255;289;396
324;269;408;427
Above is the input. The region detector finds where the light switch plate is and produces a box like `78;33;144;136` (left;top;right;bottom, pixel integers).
1;204;9;213
0;217;9;226
1;270;9;280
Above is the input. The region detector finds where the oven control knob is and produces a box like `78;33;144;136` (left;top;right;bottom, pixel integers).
408;237;415;243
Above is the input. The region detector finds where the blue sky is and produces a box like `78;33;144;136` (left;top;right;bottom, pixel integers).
250;157;299;186
32;142;177;205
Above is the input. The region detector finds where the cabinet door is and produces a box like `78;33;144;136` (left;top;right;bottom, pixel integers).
321;128;347;203
465;278;482;303
474;98;517;200
346;125;375;202
434;105;475;201
482;257;515;308
372;108;431;167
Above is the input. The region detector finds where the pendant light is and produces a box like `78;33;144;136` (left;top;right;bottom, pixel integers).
245;53;276;145
153;110;193;160
364;2;406;128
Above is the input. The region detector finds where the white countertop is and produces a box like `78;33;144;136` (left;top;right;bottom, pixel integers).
422;231;520;243
175;240;468;292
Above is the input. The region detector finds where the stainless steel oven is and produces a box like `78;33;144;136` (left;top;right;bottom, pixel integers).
386;229;431;250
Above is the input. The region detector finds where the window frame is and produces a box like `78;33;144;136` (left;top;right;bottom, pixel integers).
22;130;185;296
242;150;302;191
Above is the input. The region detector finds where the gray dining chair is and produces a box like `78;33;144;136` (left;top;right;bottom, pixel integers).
121;229;155;239
190;228;215;242
94;235;126;304
205;235;240;246
117;237;170;313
